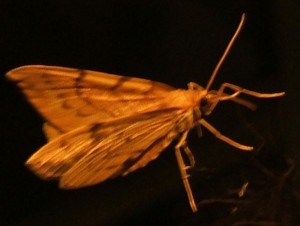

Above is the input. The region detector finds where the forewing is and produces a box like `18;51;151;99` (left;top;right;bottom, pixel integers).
6;65;175;133
26;109;190;189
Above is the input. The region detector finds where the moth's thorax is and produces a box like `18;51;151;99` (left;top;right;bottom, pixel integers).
163;88;206;110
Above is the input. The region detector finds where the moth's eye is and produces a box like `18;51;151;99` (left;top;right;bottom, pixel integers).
200;97;212;115
200;97;208;108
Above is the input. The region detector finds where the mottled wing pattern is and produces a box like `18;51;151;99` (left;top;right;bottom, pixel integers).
6;65;175;134
26;109;189;189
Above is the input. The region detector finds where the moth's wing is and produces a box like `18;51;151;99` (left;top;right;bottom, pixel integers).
43;123;63;141
26;109;188;189
6;65;175;134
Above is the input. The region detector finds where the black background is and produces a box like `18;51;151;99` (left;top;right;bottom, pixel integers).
1;1;299;225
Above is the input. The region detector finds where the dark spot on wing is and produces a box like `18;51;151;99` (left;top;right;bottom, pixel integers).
57;92;66;99
61;100;73;109
46;162;71;178
89;123;108;142
90;123;102;134
75;70;86;88
109;133;169;178
109;76;131;90
41;73;54;85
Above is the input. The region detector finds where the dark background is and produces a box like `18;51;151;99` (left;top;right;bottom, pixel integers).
1;0;299;225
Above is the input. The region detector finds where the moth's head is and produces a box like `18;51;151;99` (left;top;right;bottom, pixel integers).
200;90;220;116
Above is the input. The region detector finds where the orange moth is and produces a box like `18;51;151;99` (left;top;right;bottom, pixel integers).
6;14;284;212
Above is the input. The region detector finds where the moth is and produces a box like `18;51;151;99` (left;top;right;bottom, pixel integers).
6;14;284;212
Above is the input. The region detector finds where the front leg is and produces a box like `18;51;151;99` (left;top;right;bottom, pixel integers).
207;83;284;113
218;83;285;99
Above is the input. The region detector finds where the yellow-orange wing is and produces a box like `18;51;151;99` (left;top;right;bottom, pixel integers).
6;65;175;136
26;108;189;188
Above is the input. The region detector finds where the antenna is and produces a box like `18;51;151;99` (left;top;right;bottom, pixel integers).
205;13;246;91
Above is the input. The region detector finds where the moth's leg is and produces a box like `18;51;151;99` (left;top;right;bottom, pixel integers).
192;106;203;138
199;119;253;151
210;91;257;111
205;90;242;114
182;141;195;169
207;82;284;115
175;131;198;212
218;83;285;99
227;96;257;111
